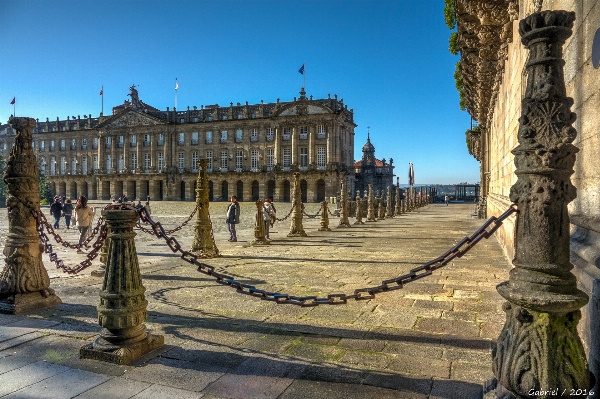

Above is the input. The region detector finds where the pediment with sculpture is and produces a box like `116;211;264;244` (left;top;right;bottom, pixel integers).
98;109;166;129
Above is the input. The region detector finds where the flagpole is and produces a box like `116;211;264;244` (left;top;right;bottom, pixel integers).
175;78;178;110
101;85;104;115
303;62;306;90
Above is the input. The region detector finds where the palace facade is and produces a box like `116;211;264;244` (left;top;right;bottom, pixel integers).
0;86;356;202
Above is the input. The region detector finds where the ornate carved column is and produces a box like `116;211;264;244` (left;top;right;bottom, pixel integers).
492;11;593;397
337;178;351;228
318;201;331;231
251;200;270;245
394;187;402;216
287;173;306;237
385;186;393;217
80;204;163;364
192;159;218;256
0;117;61;314
366;184;376;222
354;191;364;225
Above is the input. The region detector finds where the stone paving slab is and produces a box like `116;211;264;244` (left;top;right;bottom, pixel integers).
0;203;511;398
0;360;71;396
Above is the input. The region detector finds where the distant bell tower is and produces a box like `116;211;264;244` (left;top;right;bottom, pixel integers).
362;127;375;165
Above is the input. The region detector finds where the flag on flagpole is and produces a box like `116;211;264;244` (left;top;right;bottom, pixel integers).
10;97;15;105
175;78;179;90
99;88;103;96
298;64;305;75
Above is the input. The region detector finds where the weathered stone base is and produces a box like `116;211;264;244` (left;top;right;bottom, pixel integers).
0;290;62;314
251;239;271;245
80;332;164;365
353;221;364;225
336;224;351;228
90;266;106;277
318;227;332;231
287;231;307;237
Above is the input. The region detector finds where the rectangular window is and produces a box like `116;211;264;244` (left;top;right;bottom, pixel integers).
251;128;258;142
266;148;274;171
283;148;291;169
144;154;150;171
105;137;111;149
220;151;228;171
158;134;164;145
236;150;243;171
40;157;46;174
283;127;291;141
206;151;213;172
118;136;124;148
317;125;326;139
266;128;274;142
235;129;243;143
106;155;111;172
50;140;55;151
32;141;35;149
93;155;98;171
220;131;227;143
299;126;308;140
206;131;213;144
191;132;198;145
118;154;124;171
144;134;150;146
130;154;136;170
192;152;199;172
317;147;326;169
60;156;66;174
158;153;164;172
60;139;66;151
131;135;137;147
178;132;185;145
40;141;45;151
92;138;98;150
81;138;87;150
71;139;76;150
251;149;258;171
300;147;308;168
180;118;185;123
50;157;56;175
82;157;88;175
178;152;185;172
71;157;77;174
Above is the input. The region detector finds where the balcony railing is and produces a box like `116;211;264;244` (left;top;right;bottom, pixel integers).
235;136;242;143
282;134;290;141
191;139;198;145
130;142;137;147
266;135;274;142
317;133;326;139
117;143;124;148
206;138;213;144
143;141;150;147
220;138;227;144
299;133;308;140
81;144;87;150
250;136;258;142
158;140;164;146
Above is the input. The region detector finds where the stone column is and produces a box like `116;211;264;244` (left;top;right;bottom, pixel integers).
0;117;62;314
354;194;364;225
394;187;402;216
366;184;376;222
493;11;592;397
377;199;385;220
287;173;306;237
80;204;163;364
318;201;331;231
251;200;270;245
192;159;218;256
337;178;351;228
386;186;393;218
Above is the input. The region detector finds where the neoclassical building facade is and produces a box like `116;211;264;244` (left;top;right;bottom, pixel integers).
0;86;356;202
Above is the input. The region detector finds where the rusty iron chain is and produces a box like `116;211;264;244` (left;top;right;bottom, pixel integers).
146;203;517;306
36;210;105;249
137;206;220;258
136;203;200;236
302;203;323;219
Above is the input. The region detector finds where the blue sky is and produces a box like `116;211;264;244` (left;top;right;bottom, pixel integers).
0;0;479;185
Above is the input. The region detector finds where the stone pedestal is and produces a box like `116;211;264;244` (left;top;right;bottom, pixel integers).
0;117;61;314
366;184;376;222
394;188;402;216
354;195;364;225
81;206;163;364
385;187;393;218
337;178;351;228
192;159;219;256
492;11;592;397
318;201;331;231
252;200;270;245
288;173;307;237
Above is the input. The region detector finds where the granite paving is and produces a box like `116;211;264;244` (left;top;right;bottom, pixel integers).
0;202;513;398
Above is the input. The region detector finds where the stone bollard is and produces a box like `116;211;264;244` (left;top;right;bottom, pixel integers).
191;159;219;255
287;173;307;237
386;187;393;218
354;196;364;225
377;199;385;220
251;200;270;245
91;228;110;277
80;204;163;364
318;201;331;231
0;117;61;314
337;178;351;228
493;11;592;397
394;187;402;216
366;184;376;222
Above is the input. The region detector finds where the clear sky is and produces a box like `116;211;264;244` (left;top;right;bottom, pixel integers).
0;0;479;185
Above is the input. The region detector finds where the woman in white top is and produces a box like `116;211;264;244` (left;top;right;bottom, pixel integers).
263;198;276;240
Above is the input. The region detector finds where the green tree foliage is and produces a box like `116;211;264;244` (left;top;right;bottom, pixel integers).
466;125;480;156
444;0;456;29
449;31;459;55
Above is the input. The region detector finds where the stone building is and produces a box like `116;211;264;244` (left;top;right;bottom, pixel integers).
0;86;356;202
455;0;600;389
353;132;395;197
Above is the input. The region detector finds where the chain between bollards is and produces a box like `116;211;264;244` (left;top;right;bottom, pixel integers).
136;203;200;235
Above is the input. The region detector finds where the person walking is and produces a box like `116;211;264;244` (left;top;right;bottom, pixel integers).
444;195;449;206
226;196;240;242
73;196;96;253
50;197;63;229
62;199;74;229
269;197;277;228
263;198;276;240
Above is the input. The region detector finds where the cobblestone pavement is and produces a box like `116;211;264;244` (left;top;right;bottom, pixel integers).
0;202;512;399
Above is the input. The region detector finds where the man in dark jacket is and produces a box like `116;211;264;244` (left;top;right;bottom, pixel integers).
226;196;240;242
50;198;63;229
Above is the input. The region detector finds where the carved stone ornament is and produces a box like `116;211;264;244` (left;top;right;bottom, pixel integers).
287;173;307;237
191;159;219;255
0;117;61;314
366;184;376;222
493;11;593;397
337;178;351;228
319;201;332;231
251;200;270;245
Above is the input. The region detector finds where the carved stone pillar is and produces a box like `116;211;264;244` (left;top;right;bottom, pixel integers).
493;11;593;397
287;173;306;237
80;204;163;364
366;184;376;222
0;117;62;314
251;200;270;245
192;159;218;256
337;178;351;228
318;201;331;231
394;187;402;216
386;186;393;217
354;192;364;225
